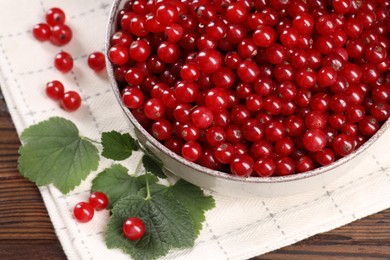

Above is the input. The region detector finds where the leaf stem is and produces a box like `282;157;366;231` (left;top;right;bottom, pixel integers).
134;158;144;176
145;176;152;200
81;136;101;145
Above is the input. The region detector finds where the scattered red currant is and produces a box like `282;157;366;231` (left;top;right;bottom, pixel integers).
122;217;146;241
46;7;66;26
50;24;72;46
61;91;81;112
88;192;109;211
88;52;106;72
33;23;51;41
73;202;94;223
54;51;73;73
45;80;64;100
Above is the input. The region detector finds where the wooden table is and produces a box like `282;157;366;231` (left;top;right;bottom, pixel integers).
1;91;390;259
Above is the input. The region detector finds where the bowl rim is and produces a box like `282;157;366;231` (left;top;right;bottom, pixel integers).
105;0;390;184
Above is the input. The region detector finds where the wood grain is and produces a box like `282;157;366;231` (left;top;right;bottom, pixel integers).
1;90;390;259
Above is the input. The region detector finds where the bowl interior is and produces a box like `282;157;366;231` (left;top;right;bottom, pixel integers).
105;0;390;186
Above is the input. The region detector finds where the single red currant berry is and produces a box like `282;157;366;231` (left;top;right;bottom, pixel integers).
156;3;179;25
50;24;72;46
129;40;151;62
152;118;173;141
295;155;314;173
254;158;276;177
122;87;144;109
108;45;129;65
88;192;109;210
54;51;73;73
61;91;82;112
73;202;94;223
88;52;105;72
230;154;254;177
371;103;390;122
157;41;180;64
45;80;65;100
33;23;51;41
316;148;335;166
205;87;229;112
46;7;66;26
303;129;327;152
122;217;146;240
182;141;202;162
275;157;295;176
195;49;222;74
359;116;380;136
332;134;355;156
214;143;235;164
252;25;277;47
191;106;213;129
144;98;165;120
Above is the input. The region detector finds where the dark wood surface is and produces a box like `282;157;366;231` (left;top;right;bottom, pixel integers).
1;91;390;260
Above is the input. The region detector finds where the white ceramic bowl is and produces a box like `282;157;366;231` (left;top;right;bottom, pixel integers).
105;0;390;197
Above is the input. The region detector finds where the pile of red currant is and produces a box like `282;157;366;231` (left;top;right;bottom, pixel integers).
108;0;390;177
33;7;106;112
73;192;145;240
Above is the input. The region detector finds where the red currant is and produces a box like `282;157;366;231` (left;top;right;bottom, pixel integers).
45;80;64;100
89;192;109;210
122;217;146;240
61;91;82;112
46;7;66;26
73;202;94;223
88;52;105;72
50;24;72;46
33;23;51;41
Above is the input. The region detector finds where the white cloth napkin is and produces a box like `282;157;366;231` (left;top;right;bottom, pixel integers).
1;1;390;259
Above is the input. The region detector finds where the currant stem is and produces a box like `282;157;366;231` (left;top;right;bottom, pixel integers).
145;176;152;200
134;157;144;176
81;136;101;145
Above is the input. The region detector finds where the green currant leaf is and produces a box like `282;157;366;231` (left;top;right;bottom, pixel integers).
105;193;195;260
137;183;168;197
91;164;157;209
101;131;139;160
18;117;99;194
167;180;216;238
142;154;166;179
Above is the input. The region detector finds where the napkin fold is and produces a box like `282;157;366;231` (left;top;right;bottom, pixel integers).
1;1;390;259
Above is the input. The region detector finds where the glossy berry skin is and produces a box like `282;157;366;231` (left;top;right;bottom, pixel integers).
54;51;73;73
332;134;355;156
108;45;129;65
46;7;66;26
88;52;106;72
230;155;254;177
254;158;276;177
144;98;165;120
152;119;173;141
88;192;109;210
50;24;72;46
182;141;202;162
122;87;144;109
122;217;146;241
303;129;327;152
33;23;51;41
275;157;295;176
195;49;222;74
129;40;151;62
73;202;94;223
61;91;82;112
191;106;213;129
45;80;64;100
157;41;180;64
156;3;178;25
